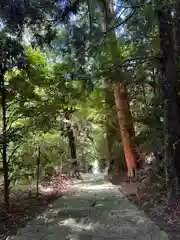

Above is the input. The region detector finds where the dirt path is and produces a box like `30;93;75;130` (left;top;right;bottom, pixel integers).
11;173;168;240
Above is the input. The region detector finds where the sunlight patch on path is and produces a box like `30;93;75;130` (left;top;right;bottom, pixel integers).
78;183;111;191
59;218;97;231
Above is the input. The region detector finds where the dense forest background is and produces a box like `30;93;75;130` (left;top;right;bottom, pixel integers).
0;0;180;218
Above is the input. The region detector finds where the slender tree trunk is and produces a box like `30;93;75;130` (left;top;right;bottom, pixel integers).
157;8;180;197
67;122;76;160
106;129;112;160
0;74;9;210
106;124;115;173
64;110;78;177
81;149;87;173
64;110;77;161
36;146;40;197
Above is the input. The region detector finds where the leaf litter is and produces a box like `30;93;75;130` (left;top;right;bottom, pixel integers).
0;173;74;240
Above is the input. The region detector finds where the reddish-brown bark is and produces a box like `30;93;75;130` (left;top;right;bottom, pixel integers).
100;0;137;178
114;84;136;178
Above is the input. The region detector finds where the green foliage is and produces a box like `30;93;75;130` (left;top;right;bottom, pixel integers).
0;0;172;204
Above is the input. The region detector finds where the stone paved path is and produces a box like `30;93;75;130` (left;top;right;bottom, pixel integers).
11;173;168;240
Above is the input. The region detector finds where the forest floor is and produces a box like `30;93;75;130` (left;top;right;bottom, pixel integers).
10;173;167;240
0;174;74;240
110;174;180;240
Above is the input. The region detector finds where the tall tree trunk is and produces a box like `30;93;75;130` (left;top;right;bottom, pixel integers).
0;74;9;210
157;8;180;197
65;110;77;163
101;0;137;179
105;87;116;173
114;84;136;178
174;4;180;59
174;3;180;122
36;146;40;197
67;123;76;160
106;127;113;171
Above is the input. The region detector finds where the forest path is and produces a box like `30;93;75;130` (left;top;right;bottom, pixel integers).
11;173;168;240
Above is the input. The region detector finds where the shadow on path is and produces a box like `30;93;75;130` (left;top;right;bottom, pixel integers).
12;174;169;240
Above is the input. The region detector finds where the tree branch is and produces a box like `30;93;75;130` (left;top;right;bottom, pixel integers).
7;144;21;163
107;9;136;33
113;2;152;9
